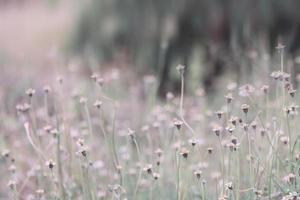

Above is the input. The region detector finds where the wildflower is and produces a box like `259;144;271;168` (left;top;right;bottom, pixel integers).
215;110;224;119
91;73;99;81
9;164;16;173
43;125;52;133
79;97;87;104
78;146;89;157
241;104;250;114
176;65;185;74
142;164;152;175
275;42;285;51
45;160;55;170
231;136;238;145
227;82;237;91
207;147;213;154
188;138;198;147
8;180;16;190
36;189;45;197
153;172;160;180
50;129;59;138
97;77;104;87
26;88;36;97
194;169;202;179
1;149;10;158
43;85;51;94
212;125;222;137
154;148;163;157
254;189;263;197
260;128;266;137
226;125;235;134
280;136;289;145
225;182;233;190
173;119;183;130
261;85;269;94
179;147;189;159
288;88;296;98
166;92;174;100
282;173;296;184
57;76;63;84
239;84;255;97
93;100;103;109
229;116;238;126
225;93;234;104
127;128;135;139
16;103;31;113
250;120;257;130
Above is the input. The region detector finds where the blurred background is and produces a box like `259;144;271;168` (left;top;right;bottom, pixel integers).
1;0;300;100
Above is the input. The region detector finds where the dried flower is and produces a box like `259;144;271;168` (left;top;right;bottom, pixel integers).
43;85;51;94
26;88;36;97
143;164;153;174
179;147;189;159
93;100;103;109
224;93;234;104
153;172;160;180
194;169;202;179
45;160;55;170
174;119;183;130
241;104;250;114
207;147;213;154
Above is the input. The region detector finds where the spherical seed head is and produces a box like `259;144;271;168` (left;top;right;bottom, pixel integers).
176;65;185;74
93;100;103;109
26;88;36;97
46;160;55;170
180;147;189;159
173;119;183;130
241;104;250;114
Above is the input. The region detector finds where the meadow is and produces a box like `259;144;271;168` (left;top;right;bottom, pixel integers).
0;44;299;200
